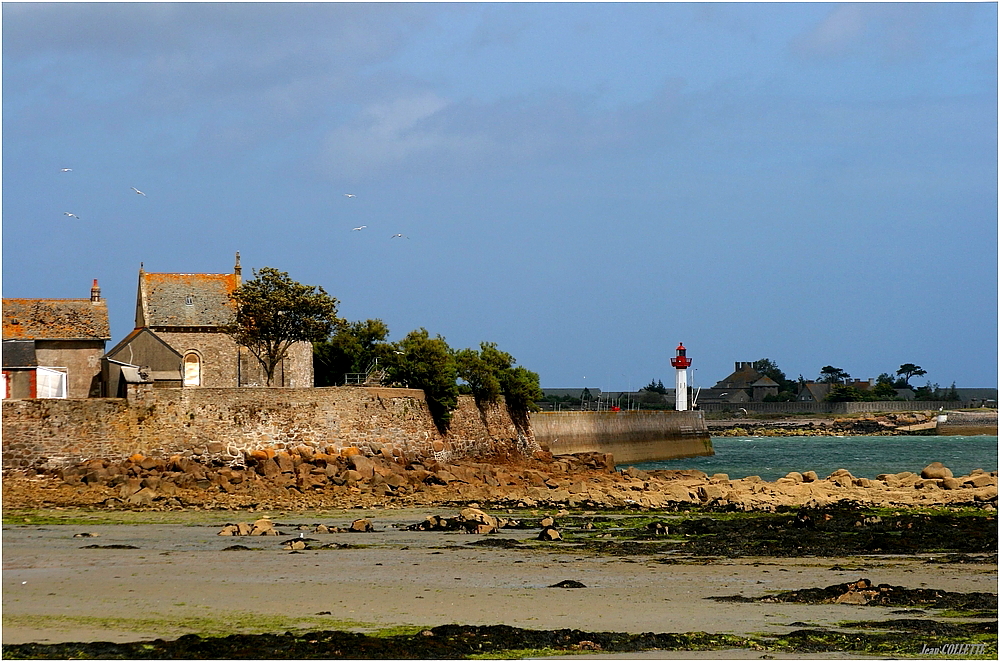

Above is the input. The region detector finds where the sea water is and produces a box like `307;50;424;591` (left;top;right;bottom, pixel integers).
628;435;998;482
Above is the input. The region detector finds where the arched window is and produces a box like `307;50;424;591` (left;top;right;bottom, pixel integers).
183;352;202;387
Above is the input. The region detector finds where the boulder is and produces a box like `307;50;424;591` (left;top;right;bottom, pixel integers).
538;527;562;541
784;472;803;484
964;474;995;489
348;454;376;479
940;477;960;490
801;471;818;483
921;462;953;480
350;518;374;532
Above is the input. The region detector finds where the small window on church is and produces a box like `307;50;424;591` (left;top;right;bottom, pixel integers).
185;295;193;306
183;353;201;387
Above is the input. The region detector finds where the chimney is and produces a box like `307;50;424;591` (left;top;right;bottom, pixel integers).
90;279;101;303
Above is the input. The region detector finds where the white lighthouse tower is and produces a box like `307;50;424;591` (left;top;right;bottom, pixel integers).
670;343;692;411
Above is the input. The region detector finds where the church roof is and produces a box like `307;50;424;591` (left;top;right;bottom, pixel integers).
2;298;110;340
138;272;239;328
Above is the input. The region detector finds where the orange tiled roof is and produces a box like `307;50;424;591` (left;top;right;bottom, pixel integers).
140;272;239;327
2;298;110;340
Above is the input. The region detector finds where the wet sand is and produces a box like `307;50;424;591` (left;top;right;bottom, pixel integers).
3;507;995;658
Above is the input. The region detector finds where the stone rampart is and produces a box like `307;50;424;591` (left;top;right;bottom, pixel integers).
530;410;713;464
2;387;536;470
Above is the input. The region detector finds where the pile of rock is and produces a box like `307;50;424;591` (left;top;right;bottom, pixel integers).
218;517;374;536
409;507;521;534
4;449;996;513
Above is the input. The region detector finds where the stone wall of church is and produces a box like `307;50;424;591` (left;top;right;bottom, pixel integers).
154;331;312;388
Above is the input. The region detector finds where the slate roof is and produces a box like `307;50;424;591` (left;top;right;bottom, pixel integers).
2;340;38;367
138;272;238;328
2;298;110;340
751;376;779;387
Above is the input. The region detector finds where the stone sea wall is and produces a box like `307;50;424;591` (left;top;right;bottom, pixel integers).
1;387;536;470
530;410;712;464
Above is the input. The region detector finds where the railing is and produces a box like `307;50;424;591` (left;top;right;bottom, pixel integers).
344;359;386;387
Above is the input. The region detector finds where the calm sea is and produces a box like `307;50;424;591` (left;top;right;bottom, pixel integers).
629;435;998;481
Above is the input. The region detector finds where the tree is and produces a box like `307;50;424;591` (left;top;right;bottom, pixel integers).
388;329;459;431
643;379;668;395
819;366;851;384
454;346;502;404
456;342;542;423
225;268;340;386
313;319;393;387
896;363;927;387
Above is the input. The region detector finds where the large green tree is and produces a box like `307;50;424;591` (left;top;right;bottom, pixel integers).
313;319;393;387
388;329;459;431
225;267;340;386
455;342;542;423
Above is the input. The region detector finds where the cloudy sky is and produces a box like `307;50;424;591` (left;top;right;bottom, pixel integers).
4;2;997;389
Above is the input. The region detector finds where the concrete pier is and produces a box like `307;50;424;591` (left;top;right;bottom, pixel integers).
529;410;713;464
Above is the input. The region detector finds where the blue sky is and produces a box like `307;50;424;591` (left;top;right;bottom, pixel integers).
3;2;997;389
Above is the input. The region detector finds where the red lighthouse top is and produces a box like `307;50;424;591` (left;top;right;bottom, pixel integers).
670;342;692;368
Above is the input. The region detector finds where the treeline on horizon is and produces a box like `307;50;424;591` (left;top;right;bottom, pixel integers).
640;359;960;404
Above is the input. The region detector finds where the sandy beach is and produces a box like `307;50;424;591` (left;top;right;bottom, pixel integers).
2;506;996;658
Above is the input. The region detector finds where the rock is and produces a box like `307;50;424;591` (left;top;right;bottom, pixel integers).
350;518;374;532
921;462;953;480
218;524;239;536
784;472;803;484
538;527;562;541
72;532;99;538
710;473;730;482
964;474;995;488
283;540;307;550
539;516;555;528
801;471;818;483
940;477;960;490
549;580;586;588
348;455;376;479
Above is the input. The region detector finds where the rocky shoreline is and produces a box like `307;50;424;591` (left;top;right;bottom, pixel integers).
3;446;996;513
706;410;998;437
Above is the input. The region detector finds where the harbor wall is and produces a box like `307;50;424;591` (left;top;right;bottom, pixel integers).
1;387;536;470
529;410;713;465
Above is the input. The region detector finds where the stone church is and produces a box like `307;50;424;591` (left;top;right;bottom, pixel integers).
117;255;313;388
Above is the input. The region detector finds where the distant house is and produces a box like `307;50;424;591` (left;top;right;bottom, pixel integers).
2;280;110;398
126;255;313;388
698;362;773;403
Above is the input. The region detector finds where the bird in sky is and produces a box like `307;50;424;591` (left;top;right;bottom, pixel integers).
131;187;146;196
343;193;356;198
391;233;408;239
60;168;73;172
64;212;80;219
352;225;367;231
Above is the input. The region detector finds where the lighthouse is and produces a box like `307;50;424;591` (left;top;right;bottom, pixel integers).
670;343;692;411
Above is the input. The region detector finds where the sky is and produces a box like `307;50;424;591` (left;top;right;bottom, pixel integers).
3;2;997;390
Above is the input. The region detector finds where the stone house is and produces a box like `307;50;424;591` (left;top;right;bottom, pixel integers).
2;280;110;398
699;362;777;403
129;255;313;388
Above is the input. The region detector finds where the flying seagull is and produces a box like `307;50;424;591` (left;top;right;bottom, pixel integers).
343;193;356;198
391;233;408;239
60;168;73;172
131;187;146;196
352;225;367;231
64;212;81;219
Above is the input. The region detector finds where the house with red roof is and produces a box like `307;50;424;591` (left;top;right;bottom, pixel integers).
2;280;110;398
